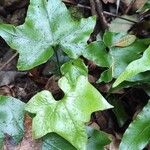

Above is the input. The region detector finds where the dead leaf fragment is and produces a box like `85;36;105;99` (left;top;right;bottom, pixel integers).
0;71;27;86
114;35;136;47
0;85;15;96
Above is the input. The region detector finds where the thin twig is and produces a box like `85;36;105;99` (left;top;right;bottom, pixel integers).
95;0;108;32
89;0;97;15
103;11;137;23
62;0;137;24
0;52;18;71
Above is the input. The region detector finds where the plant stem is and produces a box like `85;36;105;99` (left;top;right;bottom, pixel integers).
54;47;61;76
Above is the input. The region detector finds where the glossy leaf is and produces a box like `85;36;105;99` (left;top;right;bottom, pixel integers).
84;41;111;68
0;0;95;70
42;133;76;150
103;32;123;47
86;127;111;150
25;77;112;150
108;96;128;127
61;58;88;85
120;100;150;150
113;46;150;87
97;67;113;83
42;127;110;150
0;96;25;149
25;60;112;150
100;32;148;84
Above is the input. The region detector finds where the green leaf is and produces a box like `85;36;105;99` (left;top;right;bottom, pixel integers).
0;96;25;149
120;100;150;150
140;38;150;45
99;32;150;85
61;58;88;85
25;77;112;150
42;133;76;150
43;47;70;76
69;6;84;20
0;0;95;70
102;32;148;80
108;96;128;127
103;32;136;48
25;60;113;150
42;127;110;150
86;127;111;150
103;32;122;47
97;67;113;83
84;41;111;67
113;46;150;87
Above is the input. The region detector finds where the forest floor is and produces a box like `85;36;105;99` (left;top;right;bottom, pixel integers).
0;0;150;149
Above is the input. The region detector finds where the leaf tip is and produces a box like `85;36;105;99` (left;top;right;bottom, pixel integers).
112;81;121;88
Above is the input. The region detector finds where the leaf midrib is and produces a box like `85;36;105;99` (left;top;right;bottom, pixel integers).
62;100;82;138
42;0;54;45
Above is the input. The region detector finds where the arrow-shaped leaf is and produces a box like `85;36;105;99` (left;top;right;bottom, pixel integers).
25;59;112;150
0;0;95;70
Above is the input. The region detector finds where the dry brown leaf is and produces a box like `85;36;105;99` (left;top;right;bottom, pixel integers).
45;75;61;96
16;114;42;150
0;85;15;96
105;134;121;150
123;0;148;11
133;0;148;11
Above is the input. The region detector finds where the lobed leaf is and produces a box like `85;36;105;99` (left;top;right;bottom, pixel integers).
0;0;96;70
25;59;112;150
